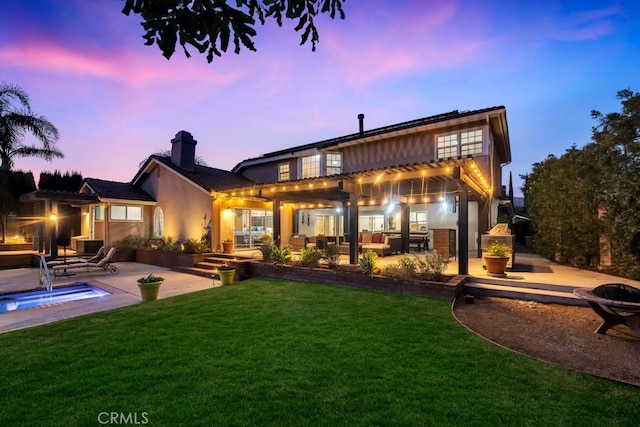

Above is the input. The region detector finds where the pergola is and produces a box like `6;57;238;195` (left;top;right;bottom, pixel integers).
221;156;492;274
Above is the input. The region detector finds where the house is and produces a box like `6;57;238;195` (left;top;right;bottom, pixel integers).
50;107;511;274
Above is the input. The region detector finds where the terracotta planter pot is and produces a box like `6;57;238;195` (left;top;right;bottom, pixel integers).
218;269;236;285
137;281;163;301
484;256;509;277
222;242;234;253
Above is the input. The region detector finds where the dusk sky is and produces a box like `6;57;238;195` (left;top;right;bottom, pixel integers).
2;1;640;196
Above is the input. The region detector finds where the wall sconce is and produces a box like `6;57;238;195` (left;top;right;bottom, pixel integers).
49;214;57;222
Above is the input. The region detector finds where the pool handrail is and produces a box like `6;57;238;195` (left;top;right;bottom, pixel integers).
39;256;52;292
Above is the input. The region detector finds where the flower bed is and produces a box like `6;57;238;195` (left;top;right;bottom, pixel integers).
135;248;213;268
249;261;465;299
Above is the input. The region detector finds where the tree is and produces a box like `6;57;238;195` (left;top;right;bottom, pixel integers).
591;88;640;278
139;149;208;168
38;170;84;192
121;0;346;62
0;83;62;172
0;83;62;242
524;88;640;278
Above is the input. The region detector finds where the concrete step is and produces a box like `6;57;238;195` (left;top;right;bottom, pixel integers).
464;277;588;307
173;266;220;279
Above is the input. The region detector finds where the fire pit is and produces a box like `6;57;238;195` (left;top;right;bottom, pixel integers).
574;283;640;338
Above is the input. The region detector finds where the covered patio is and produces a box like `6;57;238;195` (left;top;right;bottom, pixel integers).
220;156;495;274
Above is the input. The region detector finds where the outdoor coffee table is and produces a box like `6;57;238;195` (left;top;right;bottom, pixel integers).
574;283;640;338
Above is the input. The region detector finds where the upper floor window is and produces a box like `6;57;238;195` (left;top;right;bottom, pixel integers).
278;163;290;181
436;128;484;159
301;155;320;178
436;134;458;159
326;153;342;175
460;129;483;156
110;205;142;221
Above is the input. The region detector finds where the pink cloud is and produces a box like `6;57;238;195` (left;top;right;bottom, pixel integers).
0;38;243;88
319;0;492;88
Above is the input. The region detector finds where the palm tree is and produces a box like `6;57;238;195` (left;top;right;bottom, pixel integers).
0;83;62;242
0;83;62;171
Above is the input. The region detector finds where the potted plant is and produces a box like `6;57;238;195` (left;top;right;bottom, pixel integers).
222;239;234;253
217;263;236;285
137;274;165;301
483;242;511;277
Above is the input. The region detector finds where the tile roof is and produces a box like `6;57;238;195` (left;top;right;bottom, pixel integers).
145;156;255;192
83;178;155;202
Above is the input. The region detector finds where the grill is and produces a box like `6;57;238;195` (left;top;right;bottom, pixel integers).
481;223;515;268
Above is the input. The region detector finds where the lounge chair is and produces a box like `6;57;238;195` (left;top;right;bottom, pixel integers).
51;248;118;277
83;246;105;263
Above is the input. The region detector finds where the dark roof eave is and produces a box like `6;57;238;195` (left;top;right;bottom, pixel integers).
232;106;508;173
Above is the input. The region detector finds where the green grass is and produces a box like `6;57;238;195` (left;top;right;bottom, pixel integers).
0;278;638;426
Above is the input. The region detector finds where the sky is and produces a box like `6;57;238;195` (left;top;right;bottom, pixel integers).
2;1;640;197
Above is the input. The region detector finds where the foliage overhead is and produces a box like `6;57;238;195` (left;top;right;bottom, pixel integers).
121;0;346;62
0;83;62;172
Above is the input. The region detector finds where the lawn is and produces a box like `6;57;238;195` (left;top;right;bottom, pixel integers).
0;278;638;426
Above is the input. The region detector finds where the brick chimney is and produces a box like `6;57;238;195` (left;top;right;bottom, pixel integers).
171;130;197;172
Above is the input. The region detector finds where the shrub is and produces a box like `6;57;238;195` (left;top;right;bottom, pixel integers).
359;250;378;277
114;234;149;250
150;236;180;252
486;242;510;257
182;238;209;254
299;247;323;268
381;255;417;279
322;245;341;269
271;244;292;266
258;234;276;261
415;250;449;281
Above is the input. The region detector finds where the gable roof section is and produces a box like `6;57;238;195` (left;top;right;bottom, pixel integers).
232;106;510;173
132;155;255;192
82;178;155;203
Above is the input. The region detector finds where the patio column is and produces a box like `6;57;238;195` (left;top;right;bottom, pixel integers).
400;202;410;253
458;184;469;275
342;200;349;243
348;191;359;264
272;198;281;246
477;198;490;258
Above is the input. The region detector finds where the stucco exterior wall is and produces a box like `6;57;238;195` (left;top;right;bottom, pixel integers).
141;166;212;242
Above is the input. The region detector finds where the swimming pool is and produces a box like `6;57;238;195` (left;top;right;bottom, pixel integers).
0;284;110;313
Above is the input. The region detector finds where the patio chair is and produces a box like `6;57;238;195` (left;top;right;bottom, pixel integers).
51;248;118;277
83;246;105;263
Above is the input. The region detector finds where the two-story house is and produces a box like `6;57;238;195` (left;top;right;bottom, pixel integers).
72;106;510;274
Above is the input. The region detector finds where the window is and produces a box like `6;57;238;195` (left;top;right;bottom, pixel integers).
278;163;290;181
436;134;458;159
460;129;483;156
301;155;320;178
110;205;142;221
94;206;104;221
326;153;342;175
153;207;164;237
436;129;484;159
409;211;428;231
